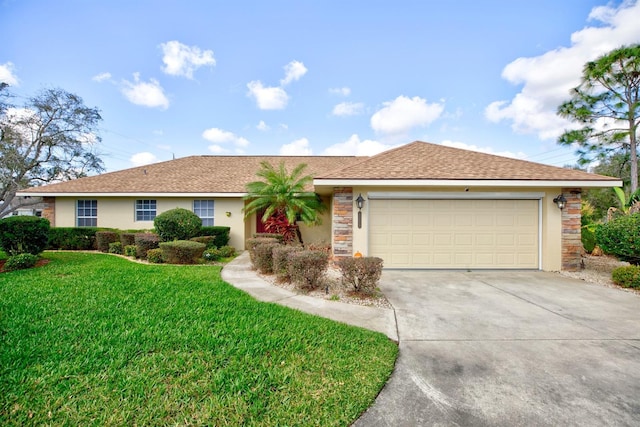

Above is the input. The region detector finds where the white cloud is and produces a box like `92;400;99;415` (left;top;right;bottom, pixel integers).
332;102;365;117
322;134;396;156
280;137;312;155
130;152;159;166
92;72;112;83
121;73;169;109
371;95;444;134
257;120;270;131
280;60;307;85
160;40;215;79
440;140;527;159
329;87;351;96
202;127;250;151
485;1;640;140
247;80;288;110
0;62;19;86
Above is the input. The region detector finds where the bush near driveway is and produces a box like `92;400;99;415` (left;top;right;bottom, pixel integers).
338;257;384;294
596;213;640;265
612;265;640;288
0;252;397;426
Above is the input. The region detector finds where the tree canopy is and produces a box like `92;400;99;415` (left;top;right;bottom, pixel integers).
557;44;640;191
243;161;326;243
0;86;104;216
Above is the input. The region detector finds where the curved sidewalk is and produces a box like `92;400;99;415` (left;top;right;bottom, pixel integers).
221;251;398;342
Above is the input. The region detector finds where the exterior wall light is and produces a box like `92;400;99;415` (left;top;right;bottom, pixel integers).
355;194;365;228
553;194;567;210
225;211;232;217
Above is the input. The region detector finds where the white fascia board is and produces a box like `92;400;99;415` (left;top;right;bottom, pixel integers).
15;192;247;198
313;179;622;188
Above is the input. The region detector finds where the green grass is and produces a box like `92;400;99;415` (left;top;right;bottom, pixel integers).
0;252;397;426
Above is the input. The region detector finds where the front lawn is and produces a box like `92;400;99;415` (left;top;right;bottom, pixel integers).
0;252;397;426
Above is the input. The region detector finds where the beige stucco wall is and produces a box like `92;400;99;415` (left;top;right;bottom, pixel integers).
349;186;565;271
54;197;247;250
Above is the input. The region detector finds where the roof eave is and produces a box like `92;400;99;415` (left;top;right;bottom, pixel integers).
15;192;248;198
313;178;623;188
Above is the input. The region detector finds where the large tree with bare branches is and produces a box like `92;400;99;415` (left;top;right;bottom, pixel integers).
557;44;640;192
0;85;104;216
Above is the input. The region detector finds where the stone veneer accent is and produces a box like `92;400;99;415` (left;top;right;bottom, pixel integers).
561;188;582;271
42;197;56;227
332;187;353;259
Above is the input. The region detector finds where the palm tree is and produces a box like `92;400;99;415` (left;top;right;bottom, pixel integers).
243;161;326;244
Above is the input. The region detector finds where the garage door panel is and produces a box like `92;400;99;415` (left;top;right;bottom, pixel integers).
369;199;539;269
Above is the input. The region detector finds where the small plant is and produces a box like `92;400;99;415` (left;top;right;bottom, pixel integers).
0;216;50;255
337;257;384;294
611;265;640;288
108;241;123;254
96;231;119;252
124;245;137;257
3;253;39;272
217;245;236;258
146;248;164;264
154;208;202;242
253;242;281;274
203;247;221;261
134;233;160;259
272;245;303;281
159;240;206;264
288;250;329;290
330;294;340;301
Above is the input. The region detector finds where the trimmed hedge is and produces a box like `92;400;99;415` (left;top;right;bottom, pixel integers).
0;216;50;256
596;213;640;265
108;242;123;254
203;246;237;262
253;242;281;274
611;265;640;288
272;245;303;282
48;227;99;250
159;240;206;264
146;248;164;264
190;236;217;249
246;237;280;264
252;233;284;242
337;257;384;294
288;250;329;290
199;226;231;248
154;208;202;242
134;233;160;259
120;233;136;247
96;231;120;253
3;253;38;272
124;245;137;257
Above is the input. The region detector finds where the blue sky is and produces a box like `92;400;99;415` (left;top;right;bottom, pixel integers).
2;0;640;172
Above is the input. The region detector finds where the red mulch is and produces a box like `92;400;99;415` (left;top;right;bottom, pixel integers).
0;258;50;273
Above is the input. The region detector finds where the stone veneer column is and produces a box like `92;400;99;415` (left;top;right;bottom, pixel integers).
42;197;56;227
561;188;582;271
332;187;353;259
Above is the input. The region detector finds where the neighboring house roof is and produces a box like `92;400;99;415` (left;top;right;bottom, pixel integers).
18;156;358;196
315;141;621;187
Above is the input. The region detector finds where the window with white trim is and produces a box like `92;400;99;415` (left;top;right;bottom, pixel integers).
193;200;214;226
135;199;157;221
77;200;98;227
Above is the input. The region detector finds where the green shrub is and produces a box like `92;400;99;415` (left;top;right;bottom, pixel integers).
124;245;137;257
199;226;231;247
581;227;596;254
108;241;123;254
159;240;206;264
134;233;159;259
246;237;280;263
272;245;303;281
203;247;221;261
154;208;202;242
288;250;329;290
190;236;217;249
611;265;640;288
3;253;39;272
48;227;99;250
120;232;136;247
217;245;236;258
0;216;50;256
596;213;640;265
96;231;119;252
146;248;164;264
337;257;384;294
253;242;281;274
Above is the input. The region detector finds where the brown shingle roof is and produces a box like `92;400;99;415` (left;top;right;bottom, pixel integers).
22;155;358;194
316;141;619;181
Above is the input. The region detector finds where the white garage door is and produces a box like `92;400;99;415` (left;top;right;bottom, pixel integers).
369;199;539;269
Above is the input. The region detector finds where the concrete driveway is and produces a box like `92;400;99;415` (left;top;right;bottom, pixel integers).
355;270;640;426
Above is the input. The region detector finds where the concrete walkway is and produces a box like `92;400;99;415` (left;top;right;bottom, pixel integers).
220;251;398;341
